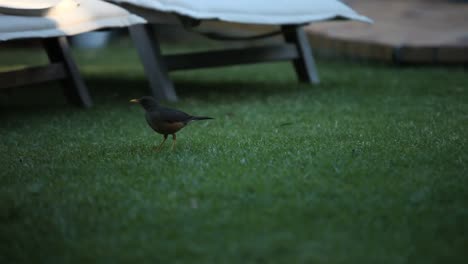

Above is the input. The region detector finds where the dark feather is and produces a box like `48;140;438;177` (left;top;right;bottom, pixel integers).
158;107;193;123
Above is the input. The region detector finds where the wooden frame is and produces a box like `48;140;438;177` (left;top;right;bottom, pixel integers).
129;23;320;102
0;37;92;108
128;24;177;102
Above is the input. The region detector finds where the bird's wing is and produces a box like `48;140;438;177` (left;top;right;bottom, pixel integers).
159;107;192;123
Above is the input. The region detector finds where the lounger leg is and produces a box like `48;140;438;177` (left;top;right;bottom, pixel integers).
129;24;178;102
42;37;92;108
281;25;320;84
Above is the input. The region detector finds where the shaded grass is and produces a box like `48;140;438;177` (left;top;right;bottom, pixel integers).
0;40;467;263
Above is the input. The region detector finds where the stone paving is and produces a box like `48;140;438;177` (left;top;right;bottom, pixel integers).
305;0;468;64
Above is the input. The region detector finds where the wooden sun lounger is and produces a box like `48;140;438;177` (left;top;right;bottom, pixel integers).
128;23;320;102
0;37;92;107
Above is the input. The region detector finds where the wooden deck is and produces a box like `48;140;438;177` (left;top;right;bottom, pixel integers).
305;0;468;64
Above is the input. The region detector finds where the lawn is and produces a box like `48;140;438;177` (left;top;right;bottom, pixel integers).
1;39;467;263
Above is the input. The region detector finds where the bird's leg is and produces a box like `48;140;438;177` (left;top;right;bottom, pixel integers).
155;134;168;152
171;134;177;151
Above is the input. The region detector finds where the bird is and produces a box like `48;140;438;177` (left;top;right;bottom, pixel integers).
130;96;213;151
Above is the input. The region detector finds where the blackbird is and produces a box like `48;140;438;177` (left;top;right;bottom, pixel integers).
130;96;213;151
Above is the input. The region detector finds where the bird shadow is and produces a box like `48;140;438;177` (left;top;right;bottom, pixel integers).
120;140;210;157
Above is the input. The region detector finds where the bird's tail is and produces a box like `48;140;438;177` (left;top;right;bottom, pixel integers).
191;116;214;121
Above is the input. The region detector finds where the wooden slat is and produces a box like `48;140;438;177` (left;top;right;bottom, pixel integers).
0;63;66;89
129;24;178;102
164;44;299;71
393;46;437;64
43;37;92;108
281;26;320;84
436;46;468;64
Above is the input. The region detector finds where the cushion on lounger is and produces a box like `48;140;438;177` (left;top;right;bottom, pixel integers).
108;0;371;24
0;0;62;16
0;0;145;41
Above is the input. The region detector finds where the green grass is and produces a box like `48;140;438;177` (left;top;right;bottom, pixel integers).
1;39;467;263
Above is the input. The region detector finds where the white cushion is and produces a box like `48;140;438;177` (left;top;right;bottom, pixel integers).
0;0;62;16
109;0;371;25
0;0;145;41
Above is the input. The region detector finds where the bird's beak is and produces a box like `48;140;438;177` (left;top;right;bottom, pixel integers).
129;99;139;103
